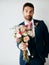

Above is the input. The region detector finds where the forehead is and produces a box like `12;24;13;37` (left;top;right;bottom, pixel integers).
24;6;33;11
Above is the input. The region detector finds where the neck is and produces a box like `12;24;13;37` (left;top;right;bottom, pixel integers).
25;19;33;23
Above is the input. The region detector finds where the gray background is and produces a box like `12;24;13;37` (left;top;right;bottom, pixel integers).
0;0;49;65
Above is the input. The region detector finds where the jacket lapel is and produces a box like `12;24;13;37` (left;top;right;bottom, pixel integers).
33;19;39;43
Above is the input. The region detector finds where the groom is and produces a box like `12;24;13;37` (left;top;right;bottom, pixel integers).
16;2;49;65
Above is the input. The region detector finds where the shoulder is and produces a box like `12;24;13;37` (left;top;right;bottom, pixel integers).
34;19;48;29
34;19;46;26
18;21;24;26
34;19;44;23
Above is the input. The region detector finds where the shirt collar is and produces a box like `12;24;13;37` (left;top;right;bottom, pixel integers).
24;19;34;25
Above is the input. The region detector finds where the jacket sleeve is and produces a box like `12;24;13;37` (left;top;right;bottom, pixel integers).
42;20;49;53
17;42;20;49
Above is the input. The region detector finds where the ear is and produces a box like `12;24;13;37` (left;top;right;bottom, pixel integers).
22;10;24;15
32;11;34;16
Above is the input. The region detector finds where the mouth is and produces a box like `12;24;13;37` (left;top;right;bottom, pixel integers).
26;15;31;18
24;15;32;21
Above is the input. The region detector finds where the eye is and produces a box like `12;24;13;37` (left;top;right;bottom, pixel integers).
30;10;33;13
25;10;28;12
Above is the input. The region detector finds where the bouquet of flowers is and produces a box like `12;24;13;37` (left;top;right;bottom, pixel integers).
13;23;33;62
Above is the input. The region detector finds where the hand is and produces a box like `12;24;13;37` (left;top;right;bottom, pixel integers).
19;42;28;50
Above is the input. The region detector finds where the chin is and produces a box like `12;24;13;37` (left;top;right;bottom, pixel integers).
26;17;32;21
27;18;32;21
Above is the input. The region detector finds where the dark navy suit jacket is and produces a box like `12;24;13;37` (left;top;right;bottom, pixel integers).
17;19;49;65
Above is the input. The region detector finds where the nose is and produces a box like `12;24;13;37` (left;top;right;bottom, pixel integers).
27;11;30;15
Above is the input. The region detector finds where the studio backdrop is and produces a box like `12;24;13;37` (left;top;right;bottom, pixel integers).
0;0;49;65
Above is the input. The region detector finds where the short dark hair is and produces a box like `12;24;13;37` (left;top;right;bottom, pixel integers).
23;2;34;11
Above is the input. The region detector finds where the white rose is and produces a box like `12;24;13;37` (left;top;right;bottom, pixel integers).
16;33;21;38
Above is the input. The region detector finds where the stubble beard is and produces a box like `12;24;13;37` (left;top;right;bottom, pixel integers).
24;16;33;21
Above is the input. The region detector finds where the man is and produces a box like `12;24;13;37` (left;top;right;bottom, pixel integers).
16;2;49;65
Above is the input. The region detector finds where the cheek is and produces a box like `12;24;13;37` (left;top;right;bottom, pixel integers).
23;12;27;16
29;13;33;17
23;11;28;16
31;12;34;16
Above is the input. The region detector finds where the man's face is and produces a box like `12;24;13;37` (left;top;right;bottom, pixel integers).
23;6;34;21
